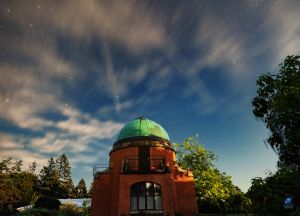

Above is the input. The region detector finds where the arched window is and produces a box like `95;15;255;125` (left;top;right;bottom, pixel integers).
130;182;162;211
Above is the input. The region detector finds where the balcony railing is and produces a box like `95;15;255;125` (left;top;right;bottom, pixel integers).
93;164;109;177
121;156;166;173
93;156;169;177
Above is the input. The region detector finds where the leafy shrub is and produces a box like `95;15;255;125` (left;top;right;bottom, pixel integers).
199;199;222;213
16;208;58;216
81;206;91;216
16;206;90;216
59;203;81;216
34;196;60;210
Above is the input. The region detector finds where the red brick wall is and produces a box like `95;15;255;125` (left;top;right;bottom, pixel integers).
118;174;175;216
150;147;176;168
92;146;198;216
109;147;139;215
91;173;112;216
174;177;199;216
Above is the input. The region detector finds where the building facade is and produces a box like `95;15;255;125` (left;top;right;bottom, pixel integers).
92;117;198;216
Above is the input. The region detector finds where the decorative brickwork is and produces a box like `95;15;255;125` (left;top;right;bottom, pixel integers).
91;118;198;216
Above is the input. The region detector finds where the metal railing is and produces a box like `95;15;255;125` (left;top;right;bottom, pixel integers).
93;164;109;177
121;156;166;173
93;155;167;176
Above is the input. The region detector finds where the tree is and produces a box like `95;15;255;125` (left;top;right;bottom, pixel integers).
174;136;247;213
252;55;300;170
55;153;74;198
0;158;38;214
74;178;88;198
29;161;37;173
0;164;20;213
38;154;74;198
0;158;12;173
88;182;93;198
247;167;300;215
35;196;60;210
19;171;39;207
251;56;300;214
38;157;61;198
247;177;269;215
0;155;80;213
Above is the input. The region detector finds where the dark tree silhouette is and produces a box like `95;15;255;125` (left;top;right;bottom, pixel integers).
252;55;300;170
74;178;88;198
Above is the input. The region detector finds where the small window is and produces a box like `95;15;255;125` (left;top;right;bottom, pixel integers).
130;182;162;210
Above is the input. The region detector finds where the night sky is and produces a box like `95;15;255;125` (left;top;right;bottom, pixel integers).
1;0;300;191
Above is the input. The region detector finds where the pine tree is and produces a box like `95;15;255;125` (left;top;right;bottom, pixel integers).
88;182;93;198
74;178;88;198
38;157;61;198
55;153;74;198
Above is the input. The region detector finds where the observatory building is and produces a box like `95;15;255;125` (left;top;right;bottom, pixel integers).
91;117;198;216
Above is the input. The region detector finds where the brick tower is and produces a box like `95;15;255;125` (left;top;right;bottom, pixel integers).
91;117;198;216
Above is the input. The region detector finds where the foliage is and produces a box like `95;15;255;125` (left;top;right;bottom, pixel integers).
59;204;82;216
56;154;74;198
249;55;300;215
38;158;61;198
174;136;249;213
74;178;88;198
81;201;91;216
38;154;75;198
247;167;300;215
0;159;38;215
87;182;93;198
34;196;61;210
0;153;82;213
16;208;59;216
16;205;90;216
252;55;300;170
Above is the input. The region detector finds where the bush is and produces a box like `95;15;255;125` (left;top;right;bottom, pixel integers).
16;206;89;216
199;200;222;213
16;208;58;216
34;196;60;210
59;204;82;216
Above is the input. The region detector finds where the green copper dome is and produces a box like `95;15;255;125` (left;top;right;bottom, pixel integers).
117;117;170;141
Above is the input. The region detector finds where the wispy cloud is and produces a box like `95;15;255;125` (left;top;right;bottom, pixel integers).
0;133;48;170
97;45;151;98
266;0;300;66
195;16;246;74
97;99;133;115
6;0;171;55
1;1;173;173
0;20;124;171
173;0;300;113
1;0;299;188
0;102;123;170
